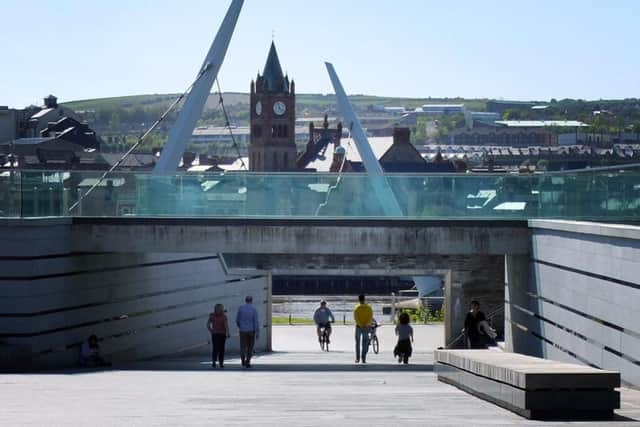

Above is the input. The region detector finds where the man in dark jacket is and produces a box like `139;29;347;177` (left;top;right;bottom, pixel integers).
463;301;487;349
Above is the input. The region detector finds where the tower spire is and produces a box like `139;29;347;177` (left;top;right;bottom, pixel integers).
261;41;286;93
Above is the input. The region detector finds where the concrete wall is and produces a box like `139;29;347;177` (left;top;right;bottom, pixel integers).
445;256;505;348
506;220;640;387
0;219;269;370
71;218;530;256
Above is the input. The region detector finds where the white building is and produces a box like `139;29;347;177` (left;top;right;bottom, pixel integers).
420;104;466;115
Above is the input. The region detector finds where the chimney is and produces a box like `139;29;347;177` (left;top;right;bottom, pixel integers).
330;145;346;172
182;152;196;168
44;95;58;109
393;127;410;145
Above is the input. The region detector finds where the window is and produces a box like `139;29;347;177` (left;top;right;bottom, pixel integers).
283;152;288;168
252;125;262;138
272;125;277;138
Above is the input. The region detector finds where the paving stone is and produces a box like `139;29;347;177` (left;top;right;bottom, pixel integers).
1;326;639;426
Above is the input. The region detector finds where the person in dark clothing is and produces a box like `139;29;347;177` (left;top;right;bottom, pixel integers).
79;335;111;367
463;301;488;349
394;312;414;364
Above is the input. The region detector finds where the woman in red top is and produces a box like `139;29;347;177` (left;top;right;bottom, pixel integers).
207;304;230;368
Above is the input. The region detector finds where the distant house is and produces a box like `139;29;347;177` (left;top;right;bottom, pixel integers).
27;95;80;137
420;104;466;115
379;128;434;172
40;117;101;151
0;94;104;170
449;120;588;146
299;126;459;173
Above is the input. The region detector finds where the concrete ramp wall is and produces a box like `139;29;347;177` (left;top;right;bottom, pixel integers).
506;220;640;387
0;219;269;370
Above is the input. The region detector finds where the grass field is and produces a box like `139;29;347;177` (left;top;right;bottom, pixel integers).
272;316;315;325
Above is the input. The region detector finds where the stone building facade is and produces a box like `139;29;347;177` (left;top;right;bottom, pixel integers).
249;42;297;172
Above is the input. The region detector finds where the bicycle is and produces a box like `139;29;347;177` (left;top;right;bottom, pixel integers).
367;323;380;354
318;323;332;352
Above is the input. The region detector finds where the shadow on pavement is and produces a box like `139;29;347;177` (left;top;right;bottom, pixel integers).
8;350;435;374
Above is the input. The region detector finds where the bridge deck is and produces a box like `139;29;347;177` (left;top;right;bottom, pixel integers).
2;326;639;426
68;217;531;255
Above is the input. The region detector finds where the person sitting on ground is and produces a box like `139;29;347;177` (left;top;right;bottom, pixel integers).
394;312;414;364
313;300;335;344
79;335;111;367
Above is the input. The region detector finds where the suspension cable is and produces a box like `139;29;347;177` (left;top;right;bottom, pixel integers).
315;124;353;216
215;78;248;171
68;63;215;213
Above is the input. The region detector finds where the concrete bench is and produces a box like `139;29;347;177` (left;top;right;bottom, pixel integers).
434;350;620;420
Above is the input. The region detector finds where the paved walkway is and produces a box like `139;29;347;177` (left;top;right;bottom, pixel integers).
2;325;640;426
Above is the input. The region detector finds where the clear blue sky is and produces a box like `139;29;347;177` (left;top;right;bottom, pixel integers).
2;0;639;108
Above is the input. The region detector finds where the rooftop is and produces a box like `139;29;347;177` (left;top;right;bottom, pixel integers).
422;104;465;108
305;136;394;171
495;120;588;128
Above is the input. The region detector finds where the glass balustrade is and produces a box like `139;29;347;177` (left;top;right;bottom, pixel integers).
0;168;638;221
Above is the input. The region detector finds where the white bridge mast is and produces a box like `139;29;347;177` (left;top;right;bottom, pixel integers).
154;0;244;174
325;62;403;217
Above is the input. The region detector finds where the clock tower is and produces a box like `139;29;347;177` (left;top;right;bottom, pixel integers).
249;42;297;171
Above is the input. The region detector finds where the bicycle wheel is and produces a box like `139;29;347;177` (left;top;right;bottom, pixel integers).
372;335;379;354
319;335;326;351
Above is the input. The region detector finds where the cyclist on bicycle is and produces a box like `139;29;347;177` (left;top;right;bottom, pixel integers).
313;300;335;344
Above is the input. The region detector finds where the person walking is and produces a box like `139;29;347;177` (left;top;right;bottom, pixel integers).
207;303;230;368
394;312;414;364
236;295;260;368
353;294;373;364
463;300;487;349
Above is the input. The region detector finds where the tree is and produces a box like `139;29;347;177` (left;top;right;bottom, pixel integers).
503;109;521;120
632;122;640;142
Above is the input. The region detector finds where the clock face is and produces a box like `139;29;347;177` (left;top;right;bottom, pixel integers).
273;101;286;116
255;101;262;116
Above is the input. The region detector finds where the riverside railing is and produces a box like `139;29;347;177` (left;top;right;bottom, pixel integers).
1;168;639;221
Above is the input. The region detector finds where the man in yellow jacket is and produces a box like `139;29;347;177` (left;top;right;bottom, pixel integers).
353;294;373;363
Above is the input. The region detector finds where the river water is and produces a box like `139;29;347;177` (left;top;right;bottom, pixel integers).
272;295;395;323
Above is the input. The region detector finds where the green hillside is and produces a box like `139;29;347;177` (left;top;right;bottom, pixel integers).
63;93;488;113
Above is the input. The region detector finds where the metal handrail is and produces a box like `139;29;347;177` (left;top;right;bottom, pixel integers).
547;162;640;175
445;304;504;349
